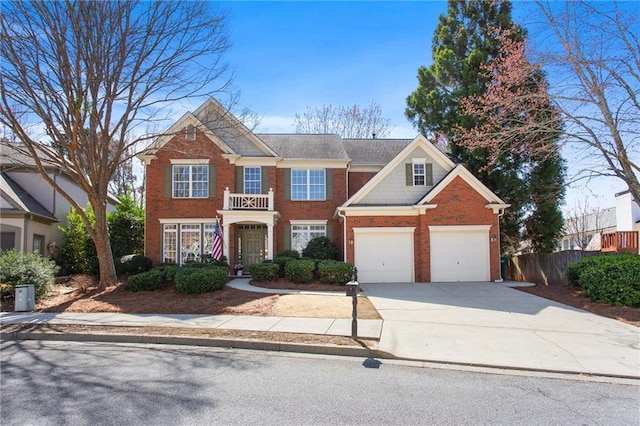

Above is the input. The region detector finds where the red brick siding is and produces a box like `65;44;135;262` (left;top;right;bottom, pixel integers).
348;171;376;198
344;176;501;282
144;134;235;264
274;168;346;259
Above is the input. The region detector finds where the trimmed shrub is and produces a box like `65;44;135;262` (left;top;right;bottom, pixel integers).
567;254;640;307
118;254;153;275
317;260;354;285
276;249;300;259
0;250;58;300
250;262;279;281
128;269;164;292
273;256;297;277
154;264;180;282
302;236;338;260
285;259;315;284
175;267;228;294
566;255;603;285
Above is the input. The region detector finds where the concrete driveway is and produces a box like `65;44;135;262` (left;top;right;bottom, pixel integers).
360;282;640;378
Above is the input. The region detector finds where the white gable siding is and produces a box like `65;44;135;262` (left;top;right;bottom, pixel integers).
356;146;449;205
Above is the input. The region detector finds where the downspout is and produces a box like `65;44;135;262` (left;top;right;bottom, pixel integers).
337;208;347;263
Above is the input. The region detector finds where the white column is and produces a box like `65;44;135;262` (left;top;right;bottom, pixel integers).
223;222;230;262
267;223;274;260
268;187;274;211
223;187;230;210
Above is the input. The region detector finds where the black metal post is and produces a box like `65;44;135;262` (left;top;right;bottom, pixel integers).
351;291;358;338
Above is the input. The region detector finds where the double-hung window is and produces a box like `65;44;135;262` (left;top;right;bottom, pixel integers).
173;165;208;198
292;169;325;200
413;163;426;186
291;224;327;254
244;167;261;194
407;159;433;186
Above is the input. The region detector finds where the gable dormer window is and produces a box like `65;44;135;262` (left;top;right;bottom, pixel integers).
185;124;196;141
406;159;433;186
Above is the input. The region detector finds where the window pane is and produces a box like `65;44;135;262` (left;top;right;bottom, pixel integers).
244;167;261;194
181;224;201;263
163;224;177;264
291;224;326;254
173;165;208;198
413;163;425;186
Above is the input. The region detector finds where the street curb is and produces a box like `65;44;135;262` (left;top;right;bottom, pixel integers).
0;330;389;359
3;330;638;381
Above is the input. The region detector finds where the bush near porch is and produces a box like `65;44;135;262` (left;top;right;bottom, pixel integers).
567;254;640;307
127;262;229;294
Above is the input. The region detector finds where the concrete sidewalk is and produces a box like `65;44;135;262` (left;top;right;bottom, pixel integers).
361;282;640;379
0;311;383;340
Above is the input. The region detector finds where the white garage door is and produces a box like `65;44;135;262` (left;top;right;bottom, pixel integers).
430;225;490;282
354;227;414;283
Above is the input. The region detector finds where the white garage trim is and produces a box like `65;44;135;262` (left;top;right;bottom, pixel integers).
429;225;490;282
354;227;415;283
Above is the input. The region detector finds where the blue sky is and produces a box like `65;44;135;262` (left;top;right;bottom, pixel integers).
217;1;629;210
223;1;446;137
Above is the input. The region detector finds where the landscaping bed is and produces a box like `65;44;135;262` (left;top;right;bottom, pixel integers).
1;275;380;319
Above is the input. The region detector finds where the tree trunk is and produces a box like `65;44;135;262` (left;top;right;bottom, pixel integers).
93;202;118;288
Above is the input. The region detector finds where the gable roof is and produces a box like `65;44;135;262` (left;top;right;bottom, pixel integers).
257;134;349;160
0;172;57;221
342;139;411;165
342;135;457;207
418;165;507;206
138;98;277;159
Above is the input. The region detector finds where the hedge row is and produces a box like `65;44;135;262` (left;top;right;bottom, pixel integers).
566;254;640;307
127;263;228;294
250;258;353;285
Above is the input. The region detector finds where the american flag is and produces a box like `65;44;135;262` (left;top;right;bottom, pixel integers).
212;219;223;261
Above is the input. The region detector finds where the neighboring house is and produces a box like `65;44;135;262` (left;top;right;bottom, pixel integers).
0;141;118;254
138;98;509;283
559;192;640;252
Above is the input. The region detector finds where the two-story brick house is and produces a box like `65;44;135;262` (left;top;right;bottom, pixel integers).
139;98;509;283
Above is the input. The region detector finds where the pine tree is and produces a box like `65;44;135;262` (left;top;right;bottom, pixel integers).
406;0;565;254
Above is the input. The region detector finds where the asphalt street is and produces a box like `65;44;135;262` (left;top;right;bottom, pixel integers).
1;340;638;425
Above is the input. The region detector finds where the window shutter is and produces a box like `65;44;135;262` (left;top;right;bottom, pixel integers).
164;166;172;197
209;165;216;197
261;166;269;194
283;226;291;250
235;166;244;193
284;169;291;200
326;224;334;242
426;163;433;186
325;169;333;200
405;164;413;186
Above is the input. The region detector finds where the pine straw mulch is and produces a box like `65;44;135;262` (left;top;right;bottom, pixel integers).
516;283;639;327
1;275;380;320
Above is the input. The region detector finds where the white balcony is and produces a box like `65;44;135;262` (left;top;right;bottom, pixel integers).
223;187;274;211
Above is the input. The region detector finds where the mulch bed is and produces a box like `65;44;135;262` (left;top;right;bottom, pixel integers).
516;283;639;327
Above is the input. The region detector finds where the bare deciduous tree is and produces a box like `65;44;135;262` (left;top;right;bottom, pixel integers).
563;197;607;251
293;102;392;138
0;1;232;286
533;0;640;204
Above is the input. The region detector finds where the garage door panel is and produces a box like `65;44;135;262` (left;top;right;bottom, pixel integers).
430;228;489;282
354;229;414;283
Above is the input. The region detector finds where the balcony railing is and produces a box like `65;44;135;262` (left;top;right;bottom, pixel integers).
223;187;274;211
601;231;639;253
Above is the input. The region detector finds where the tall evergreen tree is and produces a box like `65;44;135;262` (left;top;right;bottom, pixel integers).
406;0;564;254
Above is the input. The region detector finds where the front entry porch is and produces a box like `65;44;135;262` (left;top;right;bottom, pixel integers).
217;209;279;274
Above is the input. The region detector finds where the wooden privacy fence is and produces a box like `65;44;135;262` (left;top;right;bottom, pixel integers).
506;251;602;286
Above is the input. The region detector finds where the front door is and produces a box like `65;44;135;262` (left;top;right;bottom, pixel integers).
241;228;266;270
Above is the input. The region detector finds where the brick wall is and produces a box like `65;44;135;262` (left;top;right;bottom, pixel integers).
145;133;235;263
274;168;347;259
348;171;376;198
343;176;501;282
